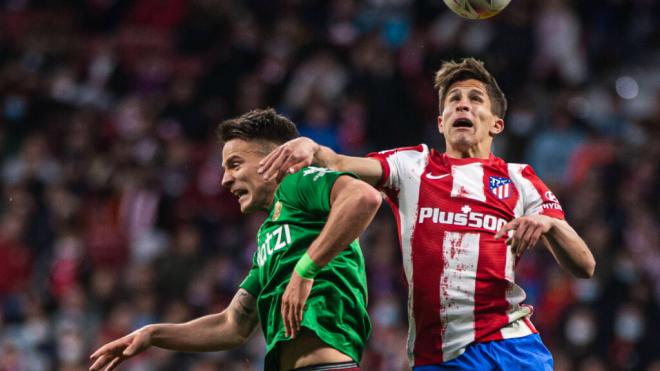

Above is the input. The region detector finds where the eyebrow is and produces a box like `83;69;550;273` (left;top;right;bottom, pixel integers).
447;88;485;96
221;154;240;168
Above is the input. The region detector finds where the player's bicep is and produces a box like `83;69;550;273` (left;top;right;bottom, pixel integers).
288;168;350;213
226;289;259;339
330;175;364;207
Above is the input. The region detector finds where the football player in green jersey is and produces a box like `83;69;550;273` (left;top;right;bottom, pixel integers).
89;108;381;371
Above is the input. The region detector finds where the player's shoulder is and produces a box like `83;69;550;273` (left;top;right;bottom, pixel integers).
506;162;538;177
375;143;428;155
281;166;344;186
369;143;430;159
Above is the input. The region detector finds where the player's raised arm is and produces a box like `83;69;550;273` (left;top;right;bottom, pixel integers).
281;175;381;338
89;289;259;371
258;137;383;186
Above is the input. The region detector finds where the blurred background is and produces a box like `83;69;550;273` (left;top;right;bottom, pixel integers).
0;0;659;370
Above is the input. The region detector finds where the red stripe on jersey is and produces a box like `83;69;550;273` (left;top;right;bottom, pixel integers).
369;154;391;189
523;315;537;332
366;150;404;268
473;238;509;341
472;165;514;341
411;251;444;364
409;164;452;364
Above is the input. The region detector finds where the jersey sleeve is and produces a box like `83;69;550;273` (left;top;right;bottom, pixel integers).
519;165;565;219
280;167;357;214
239;255;261;297
367;144;427;192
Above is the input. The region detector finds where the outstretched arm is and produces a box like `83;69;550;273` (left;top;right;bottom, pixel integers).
89;289;259;371
495;216;595;278
281;175;382;338
258;137;383;186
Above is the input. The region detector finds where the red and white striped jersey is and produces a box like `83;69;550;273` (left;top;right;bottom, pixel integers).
368;144;564;367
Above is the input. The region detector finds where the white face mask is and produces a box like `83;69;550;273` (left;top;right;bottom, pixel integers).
57;330;85;363
573;278;600;303
373;297;401;328
565;310;596;347
614;254;639;284
614;306;644;342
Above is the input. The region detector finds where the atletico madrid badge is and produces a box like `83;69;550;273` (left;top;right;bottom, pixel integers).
489;176;512;200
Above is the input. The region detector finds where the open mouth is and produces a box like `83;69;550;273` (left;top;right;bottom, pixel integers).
453;118;474;128
232;189;248;199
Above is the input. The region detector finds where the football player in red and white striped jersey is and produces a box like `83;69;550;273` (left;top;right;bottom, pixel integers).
259;58;595;370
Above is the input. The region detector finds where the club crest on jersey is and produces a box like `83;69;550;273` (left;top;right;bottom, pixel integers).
489;176;512;200
272;201;282;221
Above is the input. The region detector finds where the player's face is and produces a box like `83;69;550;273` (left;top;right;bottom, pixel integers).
221;139;278;214
437;79;503;153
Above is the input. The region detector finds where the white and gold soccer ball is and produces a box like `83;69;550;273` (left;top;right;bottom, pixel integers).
443;0;511;20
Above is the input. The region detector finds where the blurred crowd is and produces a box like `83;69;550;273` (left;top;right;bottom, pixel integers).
0;0;659;370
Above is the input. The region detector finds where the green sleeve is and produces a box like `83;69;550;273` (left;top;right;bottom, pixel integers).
280;167;357;214
238;256;261;297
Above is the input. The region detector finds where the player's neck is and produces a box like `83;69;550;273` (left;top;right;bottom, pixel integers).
444;145;491;159
253;191;277;213
265;192;276;211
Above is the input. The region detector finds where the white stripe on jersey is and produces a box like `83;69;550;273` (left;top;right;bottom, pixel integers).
440;231;479;361
450;163;486;201
500;241;533;340
509;165;527;220
385;144;429;365
500;314;534;339
501;163;540;339
505;163;527;283
508;163;543;216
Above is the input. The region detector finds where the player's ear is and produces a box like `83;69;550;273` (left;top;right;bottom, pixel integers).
490;117;504;136
437;115;445;134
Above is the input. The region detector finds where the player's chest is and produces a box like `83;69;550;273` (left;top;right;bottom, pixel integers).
256;222;293;267
413;163;519;232
256;201;319;268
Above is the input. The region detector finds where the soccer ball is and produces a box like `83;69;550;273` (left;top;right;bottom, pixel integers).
443;0;511;20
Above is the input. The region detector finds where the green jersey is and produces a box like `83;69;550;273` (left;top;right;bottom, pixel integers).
239;167;371;370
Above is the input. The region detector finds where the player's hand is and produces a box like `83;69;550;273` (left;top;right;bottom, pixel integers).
258;137;320;181
495;215;555;257
89;327;153;371
281;271;314;339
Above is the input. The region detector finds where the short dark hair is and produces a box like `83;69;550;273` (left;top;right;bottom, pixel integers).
434;58;507;118
217;108;299;146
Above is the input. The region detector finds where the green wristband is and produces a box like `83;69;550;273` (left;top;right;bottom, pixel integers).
294;252;321;279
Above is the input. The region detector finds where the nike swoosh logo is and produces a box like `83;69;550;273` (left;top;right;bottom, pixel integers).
425;173;450;180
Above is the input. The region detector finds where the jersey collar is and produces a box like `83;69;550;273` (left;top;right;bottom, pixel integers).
435;149;499;167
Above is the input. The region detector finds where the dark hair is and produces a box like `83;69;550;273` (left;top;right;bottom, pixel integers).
217;108;299;146
434;58;507;118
